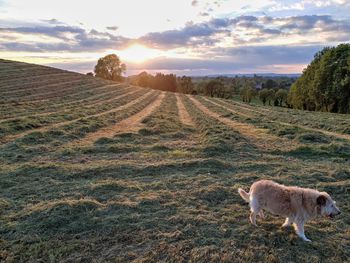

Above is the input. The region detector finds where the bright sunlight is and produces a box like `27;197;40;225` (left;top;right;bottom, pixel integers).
118;44;161;63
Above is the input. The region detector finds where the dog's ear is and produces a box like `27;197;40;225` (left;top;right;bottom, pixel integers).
317;195;327;206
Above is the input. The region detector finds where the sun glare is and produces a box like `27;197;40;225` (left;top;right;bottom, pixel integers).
118;44;161;63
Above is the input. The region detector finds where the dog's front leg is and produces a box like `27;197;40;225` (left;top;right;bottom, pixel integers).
293;221;311;242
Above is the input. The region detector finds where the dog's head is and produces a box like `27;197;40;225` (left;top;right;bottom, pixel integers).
317;192;341;219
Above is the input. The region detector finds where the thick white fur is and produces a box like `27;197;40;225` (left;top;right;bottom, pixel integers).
238;180;340;242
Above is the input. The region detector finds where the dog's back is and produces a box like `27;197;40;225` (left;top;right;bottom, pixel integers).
250;180;293;217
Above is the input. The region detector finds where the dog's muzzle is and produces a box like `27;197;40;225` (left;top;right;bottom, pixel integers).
328;211;341;219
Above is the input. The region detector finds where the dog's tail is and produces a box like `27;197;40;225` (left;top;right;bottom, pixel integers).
238;188;250;202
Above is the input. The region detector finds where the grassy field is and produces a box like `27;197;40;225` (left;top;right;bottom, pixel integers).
0;59;349;263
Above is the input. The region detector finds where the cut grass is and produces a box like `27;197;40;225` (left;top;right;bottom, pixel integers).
0;59;349;262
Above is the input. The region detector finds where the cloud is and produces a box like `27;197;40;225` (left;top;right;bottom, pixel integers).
139;19;229;48
1;11;349;75
222;45;322;64
1;25;84;37
138;14;350;49
126;45;322;72
2;14;348;55
280;15;336;31
0;24;130;52
0;42;72;52
199;12;209;17
41;18;65;25
38;42;327;75
270;0;350;11
106;26;118;31
47;60;96;73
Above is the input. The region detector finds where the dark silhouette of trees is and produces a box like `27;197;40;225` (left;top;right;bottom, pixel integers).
130;72;177;92
136;71;152;88
204;79;225;97
188;78;233;98
177;76;194;94
241;86;256;103
259;89;278;106
94;54;126;82
127;71;298;109
86;72;94;77
265;89;275;106
153;73;177;92
275;89;288;106
263;79;278;89
259;89;269;105
288;44;350;113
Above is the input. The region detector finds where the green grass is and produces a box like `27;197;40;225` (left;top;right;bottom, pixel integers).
0;59;349;262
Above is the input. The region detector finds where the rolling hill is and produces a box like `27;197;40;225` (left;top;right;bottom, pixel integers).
0;59;349;262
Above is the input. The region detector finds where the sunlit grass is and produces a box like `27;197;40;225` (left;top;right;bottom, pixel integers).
0;60;349;262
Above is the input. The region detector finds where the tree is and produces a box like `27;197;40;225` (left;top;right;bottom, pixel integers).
288;44;350;113
86;72;94;76
128;72;178;92
266;89;275;106
263;79;278;89
94;54;126;82
137;71;152;88
258;89;269;105
177;76;194;94
231;78;241;94
241;86;256;103
153;73;177;92
275;89;288;106
204;80;225;97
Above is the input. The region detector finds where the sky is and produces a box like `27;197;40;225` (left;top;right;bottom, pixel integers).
0;0;350;75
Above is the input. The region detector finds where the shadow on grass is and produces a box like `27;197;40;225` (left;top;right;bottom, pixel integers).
274;143;350;161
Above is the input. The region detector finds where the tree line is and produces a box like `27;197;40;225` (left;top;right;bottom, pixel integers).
89;43;350;113
88;54;293;109
288;44;350;113
87;55;194;94
128;72;178;92
195;76;291;107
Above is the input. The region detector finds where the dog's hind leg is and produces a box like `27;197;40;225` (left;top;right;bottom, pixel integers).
249;196;260;226
293;221;311;242
258;210;265;219
250;212;257;226
282;217;292;227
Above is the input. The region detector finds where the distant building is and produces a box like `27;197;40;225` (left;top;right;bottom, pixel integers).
255;83;263;90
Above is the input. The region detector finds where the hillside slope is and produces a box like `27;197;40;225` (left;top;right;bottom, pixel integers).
0;59;349;262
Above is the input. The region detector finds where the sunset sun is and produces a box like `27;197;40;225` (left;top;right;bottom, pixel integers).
118;44;160;63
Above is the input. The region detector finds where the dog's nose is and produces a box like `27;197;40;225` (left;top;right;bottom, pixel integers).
337;211;341;215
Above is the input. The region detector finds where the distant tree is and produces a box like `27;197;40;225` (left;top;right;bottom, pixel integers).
94;54;126;82
86;72;94;77
266;89;276;106
263;79;278;89
165;74;177;92
258;89;270;105
194;80;208;95
137;71;152;87
275;89;288;106
153;73;177;92
241;86;256;103
204;80;224;97
231;78;241;94
128;72;178;92
177;76;194;94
